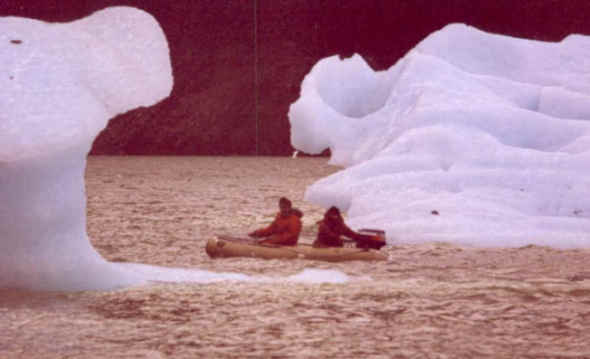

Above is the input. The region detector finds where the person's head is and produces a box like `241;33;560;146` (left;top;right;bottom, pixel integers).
279;197;292;215
324;206;341;221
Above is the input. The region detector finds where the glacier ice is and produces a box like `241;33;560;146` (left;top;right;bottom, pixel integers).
289;23;590;248
0;7;173;290
0;7;353;291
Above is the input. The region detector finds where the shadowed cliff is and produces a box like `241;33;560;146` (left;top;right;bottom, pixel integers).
2;0;590;155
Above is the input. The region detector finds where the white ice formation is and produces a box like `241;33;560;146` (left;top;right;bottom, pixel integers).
289;24;590;248
0;7;353;290
0;7;173;290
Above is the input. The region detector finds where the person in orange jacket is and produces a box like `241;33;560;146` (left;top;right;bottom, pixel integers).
248;197;303;246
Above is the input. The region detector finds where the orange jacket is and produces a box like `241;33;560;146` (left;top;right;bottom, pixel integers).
251;210;302;246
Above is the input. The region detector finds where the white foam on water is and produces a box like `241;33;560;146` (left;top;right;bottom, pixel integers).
285;268;350;284
122;264;352;285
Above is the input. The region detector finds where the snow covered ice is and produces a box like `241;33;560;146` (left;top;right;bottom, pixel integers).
289;23;590;248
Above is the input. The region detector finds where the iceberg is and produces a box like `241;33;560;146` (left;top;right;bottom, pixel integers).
0;7;354;291
0;7;173;290
289;24;590;248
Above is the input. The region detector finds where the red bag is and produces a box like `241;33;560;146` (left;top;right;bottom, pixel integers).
355;229;386;250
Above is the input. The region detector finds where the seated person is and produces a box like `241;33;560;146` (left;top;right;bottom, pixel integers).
312;206;359;248
313;206;386;249
248;197;303;246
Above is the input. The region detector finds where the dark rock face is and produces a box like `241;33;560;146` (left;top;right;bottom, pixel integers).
2;1;590;155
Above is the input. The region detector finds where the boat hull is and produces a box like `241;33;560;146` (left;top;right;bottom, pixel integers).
206;236;387;262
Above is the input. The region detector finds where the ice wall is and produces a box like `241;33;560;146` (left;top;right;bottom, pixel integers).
0;7;173;290
289;24;590;248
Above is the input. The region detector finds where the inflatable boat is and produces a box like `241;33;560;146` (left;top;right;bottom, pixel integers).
206;236;387;262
